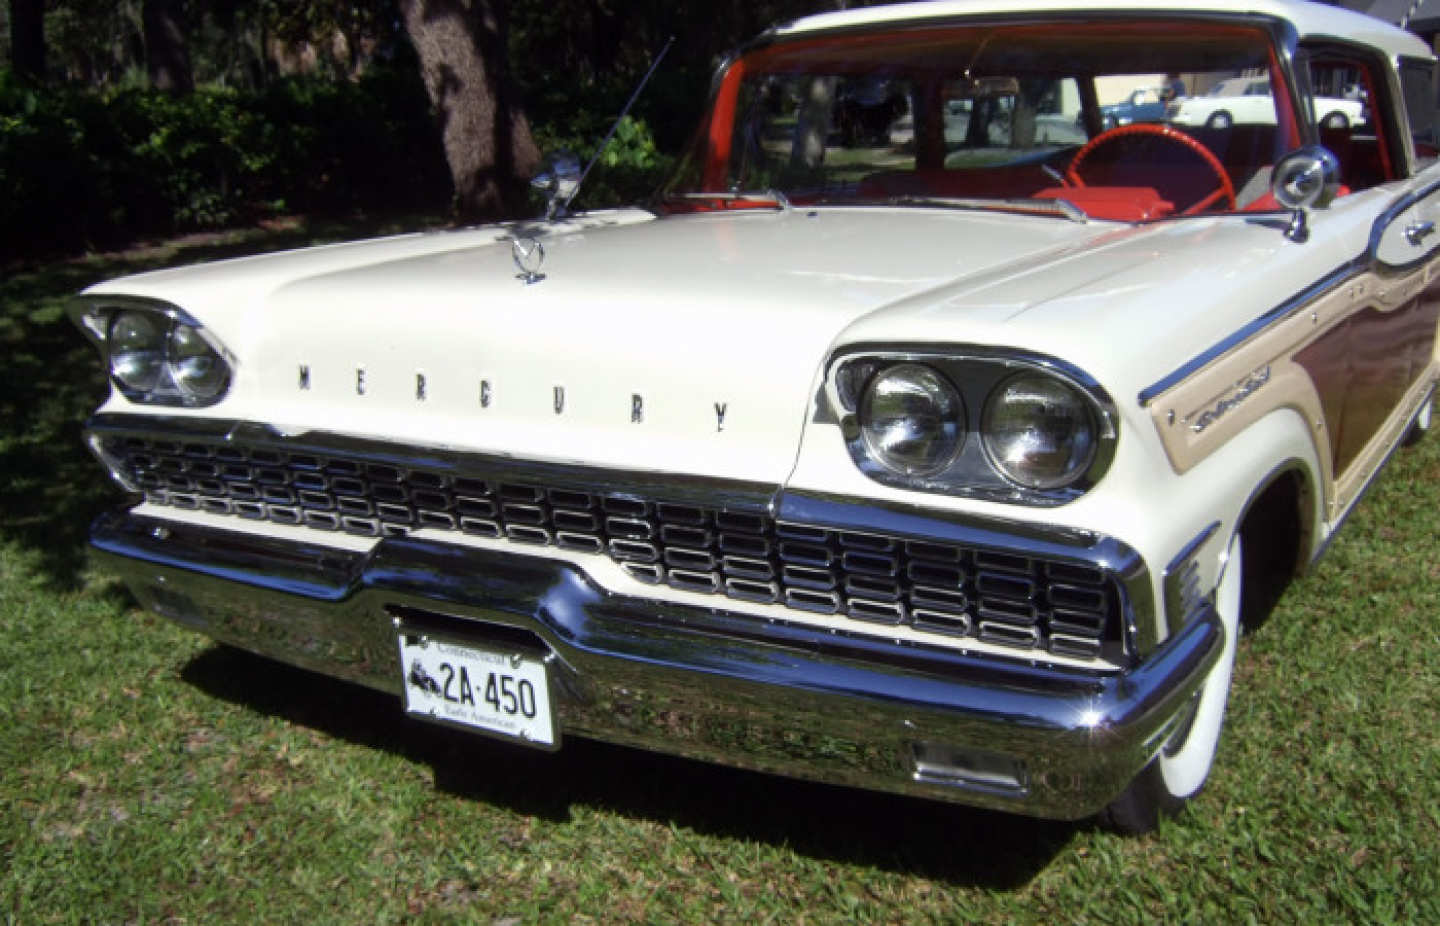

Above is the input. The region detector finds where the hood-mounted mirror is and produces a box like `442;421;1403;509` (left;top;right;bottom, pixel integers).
529;36;675;223
1271;145;1341;243
531;153;582;221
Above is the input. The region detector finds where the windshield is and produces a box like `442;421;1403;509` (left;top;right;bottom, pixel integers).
662;21;1293;221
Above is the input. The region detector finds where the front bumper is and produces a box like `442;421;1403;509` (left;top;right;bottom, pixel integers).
92;507;1221;820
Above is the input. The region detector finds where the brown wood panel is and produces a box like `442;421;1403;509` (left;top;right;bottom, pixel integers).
1294;289;1439;477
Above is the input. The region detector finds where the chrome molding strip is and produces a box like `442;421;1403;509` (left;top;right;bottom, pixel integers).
777;489;1099;555
1162;521;1221;637
1137;261;1363;406
1368;176;1440;274
744;10;1290;54
1140;176;1440;407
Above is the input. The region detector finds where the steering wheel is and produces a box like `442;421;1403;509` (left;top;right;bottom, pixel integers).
1066;123;1236;214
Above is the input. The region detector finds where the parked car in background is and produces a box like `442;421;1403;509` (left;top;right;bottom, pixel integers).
1098;86;1169;127
1168;75;1366;130
71;0;1439;834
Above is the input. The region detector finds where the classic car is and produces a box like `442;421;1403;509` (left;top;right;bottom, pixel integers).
1167;75;1368;130
70;0;1439;834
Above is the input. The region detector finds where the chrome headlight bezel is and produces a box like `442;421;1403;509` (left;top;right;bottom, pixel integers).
831;347;1119;506
68;296;234;407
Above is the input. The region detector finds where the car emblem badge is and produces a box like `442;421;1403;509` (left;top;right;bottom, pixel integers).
512;237;546;284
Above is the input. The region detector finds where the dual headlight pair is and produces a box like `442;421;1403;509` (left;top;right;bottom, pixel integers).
835;353;1117;502
70;300;232;406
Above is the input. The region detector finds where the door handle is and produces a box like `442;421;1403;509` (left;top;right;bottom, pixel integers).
1405;220;1436;246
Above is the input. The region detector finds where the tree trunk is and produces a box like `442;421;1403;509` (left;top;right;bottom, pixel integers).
399;0;540;221
143;0;194;94
9;0;45;85
791;78;836;171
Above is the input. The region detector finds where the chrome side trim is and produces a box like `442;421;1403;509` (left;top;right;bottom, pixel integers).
1138;261;1363;406
1141;176;1440;407
1369;177;1440;274
91;508;1221;820
1162;521;1221;637
1141;148;1440;408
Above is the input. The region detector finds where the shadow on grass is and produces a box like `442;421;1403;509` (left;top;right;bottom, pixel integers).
0;216;442;591
181;643;1078;889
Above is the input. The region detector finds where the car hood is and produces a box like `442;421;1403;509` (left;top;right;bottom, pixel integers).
87;206;1142;484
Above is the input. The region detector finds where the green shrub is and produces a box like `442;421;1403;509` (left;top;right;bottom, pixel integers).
532;114;675;212
0;68;448;259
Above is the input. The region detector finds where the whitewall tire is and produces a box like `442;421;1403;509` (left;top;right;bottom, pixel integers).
1101;533;1242;833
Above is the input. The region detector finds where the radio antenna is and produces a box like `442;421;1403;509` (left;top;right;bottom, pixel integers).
556;35;676;218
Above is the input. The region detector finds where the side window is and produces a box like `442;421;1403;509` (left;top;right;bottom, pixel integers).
1306;51;1394;189
1398;57;1438;164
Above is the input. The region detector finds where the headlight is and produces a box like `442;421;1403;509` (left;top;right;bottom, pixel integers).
109;311;166;392
859;363;965;476
71;298;233;407
982;372;1098;490
167;323;228;400
833;350;1116;505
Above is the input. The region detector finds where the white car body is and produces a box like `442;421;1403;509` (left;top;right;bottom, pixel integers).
71;0;1440;831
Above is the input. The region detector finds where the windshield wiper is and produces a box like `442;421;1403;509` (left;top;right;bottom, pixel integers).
887;195;1088;223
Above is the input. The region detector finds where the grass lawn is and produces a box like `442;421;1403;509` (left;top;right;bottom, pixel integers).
2;222;1438;922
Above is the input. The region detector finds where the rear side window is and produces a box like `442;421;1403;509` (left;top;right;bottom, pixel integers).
1398;56;1438;161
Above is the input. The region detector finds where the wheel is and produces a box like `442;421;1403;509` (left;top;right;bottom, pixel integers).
1066;123;1237;214
1205;110;1233;131
1404;392;1433;446
1320;111;1349;131
1100;533;1243;834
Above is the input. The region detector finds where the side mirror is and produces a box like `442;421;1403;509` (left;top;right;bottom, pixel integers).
531;152;582;220
1271;145;1341;243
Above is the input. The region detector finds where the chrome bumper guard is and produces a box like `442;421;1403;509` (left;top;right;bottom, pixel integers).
92;508;1222;820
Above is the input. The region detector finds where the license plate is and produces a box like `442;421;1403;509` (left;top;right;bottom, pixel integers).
396;634;557;748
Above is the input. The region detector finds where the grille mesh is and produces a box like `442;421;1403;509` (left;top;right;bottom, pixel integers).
104;434;1122;661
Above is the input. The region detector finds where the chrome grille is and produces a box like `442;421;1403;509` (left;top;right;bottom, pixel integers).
102;434;1122;661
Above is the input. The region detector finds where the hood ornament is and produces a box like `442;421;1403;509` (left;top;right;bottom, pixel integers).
511;237;546;284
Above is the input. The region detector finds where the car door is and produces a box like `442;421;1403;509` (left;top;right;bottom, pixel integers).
1295;50;1440;518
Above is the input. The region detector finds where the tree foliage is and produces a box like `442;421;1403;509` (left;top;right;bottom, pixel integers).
2;0;877;255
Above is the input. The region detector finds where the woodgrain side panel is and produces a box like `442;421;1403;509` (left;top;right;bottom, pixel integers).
1149;261;1440;523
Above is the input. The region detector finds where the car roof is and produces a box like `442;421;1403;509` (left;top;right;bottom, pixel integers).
768;0;1433;63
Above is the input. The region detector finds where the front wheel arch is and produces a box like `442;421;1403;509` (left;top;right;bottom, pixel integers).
1100;465;1310;833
